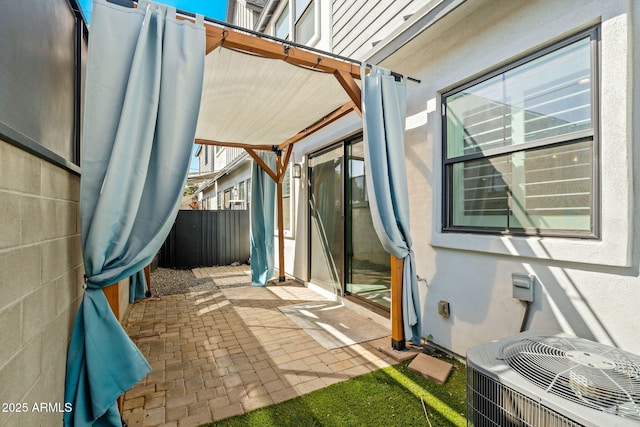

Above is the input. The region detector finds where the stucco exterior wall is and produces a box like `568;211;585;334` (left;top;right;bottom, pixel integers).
0;139;84;425
376;0;639;355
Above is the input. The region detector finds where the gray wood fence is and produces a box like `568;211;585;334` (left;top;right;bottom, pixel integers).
159;210;250;269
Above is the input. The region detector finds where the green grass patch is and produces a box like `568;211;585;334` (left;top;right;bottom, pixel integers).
202;358;467;427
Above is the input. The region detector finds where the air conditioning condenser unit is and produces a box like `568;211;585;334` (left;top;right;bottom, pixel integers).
466;331;640;426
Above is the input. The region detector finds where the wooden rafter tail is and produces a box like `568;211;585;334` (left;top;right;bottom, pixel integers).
195;139;273;151
278;101;356;151
204;25;360;80
245;148;277;182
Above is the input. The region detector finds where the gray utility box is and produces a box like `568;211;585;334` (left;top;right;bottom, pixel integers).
512;273;535;302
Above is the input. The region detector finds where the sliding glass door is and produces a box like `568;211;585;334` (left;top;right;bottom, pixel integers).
345;140;391;310
309;144;344;292
309;138;391;311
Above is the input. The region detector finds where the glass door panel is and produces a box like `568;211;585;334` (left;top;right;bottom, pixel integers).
309;145;343;292
346;141;391;310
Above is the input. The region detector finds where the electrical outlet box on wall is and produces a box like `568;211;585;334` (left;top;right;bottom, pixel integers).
512;273;535;302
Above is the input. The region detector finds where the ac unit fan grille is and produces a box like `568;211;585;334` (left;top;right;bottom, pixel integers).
501;336;640;421
467;365;584;427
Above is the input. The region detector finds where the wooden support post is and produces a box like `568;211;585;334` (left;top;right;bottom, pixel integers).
144;264;151;297
103;283;120;320
102;283;124;417
276;150;286;282
390;255;406;351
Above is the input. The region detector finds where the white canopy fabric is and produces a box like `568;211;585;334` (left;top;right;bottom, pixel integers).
195;46;357;147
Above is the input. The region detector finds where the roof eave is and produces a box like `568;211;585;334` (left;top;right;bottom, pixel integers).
365;0;468;64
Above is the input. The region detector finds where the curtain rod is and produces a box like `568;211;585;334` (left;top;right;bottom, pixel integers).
127;0;421;83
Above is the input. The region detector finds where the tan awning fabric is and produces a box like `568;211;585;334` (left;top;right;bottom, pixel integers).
195;46;358;148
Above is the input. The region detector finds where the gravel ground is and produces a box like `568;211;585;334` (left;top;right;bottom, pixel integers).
149;267;216;296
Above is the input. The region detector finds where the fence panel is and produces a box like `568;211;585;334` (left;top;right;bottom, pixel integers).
159;210;250;268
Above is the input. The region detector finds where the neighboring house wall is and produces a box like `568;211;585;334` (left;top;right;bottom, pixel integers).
0;0;86;424
265;0;331;51
332;0;428;59
214;146;244;172
198;145;215;173
228;0;263;29
374;0;640;355
196;148;251;210
214;160;252;210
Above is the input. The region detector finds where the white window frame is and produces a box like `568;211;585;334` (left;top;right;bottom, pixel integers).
272;0;320;46
275;162;295;238
294;0;319;46
274;3;289;40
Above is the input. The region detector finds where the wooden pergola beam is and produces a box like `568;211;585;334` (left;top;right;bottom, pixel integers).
277;144;294;184
245;148;277;182
206;37;223;55
333;71;362;116
278;101;356;151
205;25;361;80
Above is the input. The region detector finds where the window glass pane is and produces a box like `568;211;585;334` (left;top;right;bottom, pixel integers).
446;75;509;158
283;164;291;230
247;178;251;210
238;181;246;202
446;36;592;158
282;164;291;197
275;4;289;39
508;38;592;143
295;2;315;45
224;189;231;210
451;155;510;228
309;146;343;290
295;0;312;20
510;141;592;230
450;140;592;232
346;141;390;310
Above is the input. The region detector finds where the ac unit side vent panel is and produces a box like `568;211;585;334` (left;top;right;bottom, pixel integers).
467;366;584;427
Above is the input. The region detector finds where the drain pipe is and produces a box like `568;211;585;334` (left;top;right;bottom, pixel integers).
520;301;532;332
255;0;280;33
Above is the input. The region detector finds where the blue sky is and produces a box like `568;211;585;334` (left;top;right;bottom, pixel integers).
78;0;228;172
79;0;228;24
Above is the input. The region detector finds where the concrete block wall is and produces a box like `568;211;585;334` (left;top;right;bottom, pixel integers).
0;140;84;426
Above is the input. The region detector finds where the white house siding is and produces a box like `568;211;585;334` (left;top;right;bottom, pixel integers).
372;0;640;355
332;0;428;59
232;1;259;29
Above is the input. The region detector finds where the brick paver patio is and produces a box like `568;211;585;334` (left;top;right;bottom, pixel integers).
121;266;393;427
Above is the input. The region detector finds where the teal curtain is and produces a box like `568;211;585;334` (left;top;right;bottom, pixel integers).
129;270;147;304
64;0;205;425
361;65;421;345
250;152;276;286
